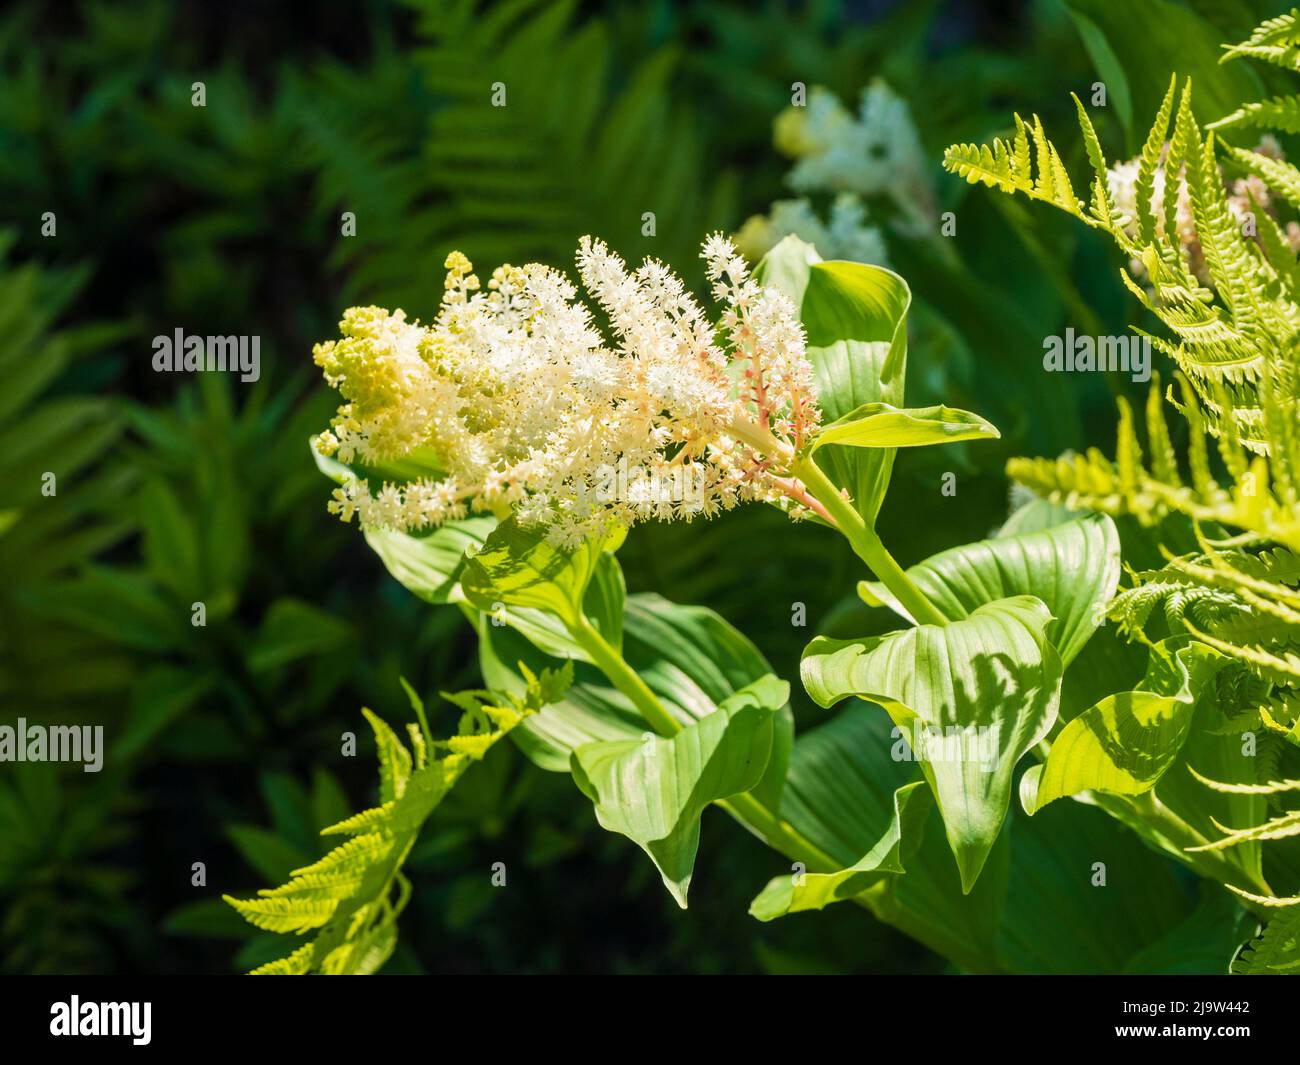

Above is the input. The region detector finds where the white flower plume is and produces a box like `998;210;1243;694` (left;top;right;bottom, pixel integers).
312;234;822;547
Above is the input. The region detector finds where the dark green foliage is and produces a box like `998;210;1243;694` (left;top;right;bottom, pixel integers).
0;0;1152;974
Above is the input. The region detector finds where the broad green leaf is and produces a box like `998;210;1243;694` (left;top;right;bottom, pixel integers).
1123;887;1252;974
749;780;931;921
461;549;625;664
315;438;626;657
461;516;625;632
802;596;1062;891
997;498;1085;537
812;402;999;452
365;520;496;607
571;675;786;906
780;704;1195;972
859;513;1121;667
996;786;1196;974
1020;639;1219;813
756;236;908;523
1060;635;1268;893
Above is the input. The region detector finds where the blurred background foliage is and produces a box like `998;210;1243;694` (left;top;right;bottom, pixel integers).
0;0;1280;973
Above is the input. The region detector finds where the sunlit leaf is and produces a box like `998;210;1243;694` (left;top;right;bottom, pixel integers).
802;596;1062;891
813;402;999;451
571;675;786;906
750;780;931;921
859;514;1120;667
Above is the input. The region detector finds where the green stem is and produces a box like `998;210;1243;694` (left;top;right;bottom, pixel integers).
720;793;842;872
791;456;949;627
566;613;843;872
568;615;681;737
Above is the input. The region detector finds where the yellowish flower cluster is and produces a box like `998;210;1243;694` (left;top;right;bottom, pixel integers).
312;235;821;546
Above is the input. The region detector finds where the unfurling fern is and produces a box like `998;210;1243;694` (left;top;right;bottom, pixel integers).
224;664;571;974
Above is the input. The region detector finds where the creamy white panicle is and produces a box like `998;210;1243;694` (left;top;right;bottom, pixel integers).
312;234;822;547
1106;135;1300;285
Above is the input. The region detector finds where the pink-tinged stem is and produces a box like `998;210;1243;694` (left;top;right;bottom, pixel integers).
770;475;836;525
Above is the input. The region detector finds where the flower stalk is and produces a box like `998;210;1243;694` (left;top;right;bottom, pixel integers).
790;455;949;626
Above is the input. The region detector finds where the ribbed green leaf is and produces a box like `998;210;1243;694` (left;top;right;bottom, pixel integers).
859;514;1121;667
1021;640;1221;813
802;596;1062;891
749;780;931;921
479;593;791;787
461;517;625;635
571;675;786;906
780;704;1196;973
756;236;908;523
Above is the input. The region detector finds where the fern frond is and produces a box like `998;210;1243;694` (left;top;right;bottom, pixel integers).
363;707;413;803
1221;6;1300;72
1227;884;1300;908
1186;809;1300;850
247;942;316;976
1231;908;1300;973
1184;623;1300;684
1225;143;1300;211
1211;94;1300;133
223;896;339;934
944;114;1104;231
226;663;571;974
1188;765;1300;795
1136;75;1178;245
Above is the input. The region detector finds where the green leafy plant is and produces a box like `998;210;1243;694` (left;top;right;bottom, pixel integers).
225;6;1300;976
223;209;1244;976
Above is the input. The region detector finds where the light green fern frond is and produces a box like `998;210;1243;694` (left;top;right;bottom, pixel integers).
1231;908;1300;974
947;75;1300;452
1221;7;1300;72
225;663;571;974
943;112;1112;234
1210;94;1300;133
1008;374;1300;550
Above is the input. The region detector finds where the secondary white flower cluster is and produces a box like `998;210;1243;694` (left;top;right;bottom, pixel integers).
1107;136;1300;285
776;81;935;237
736;81;937;267
736;194;889;266
312;235;821;546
